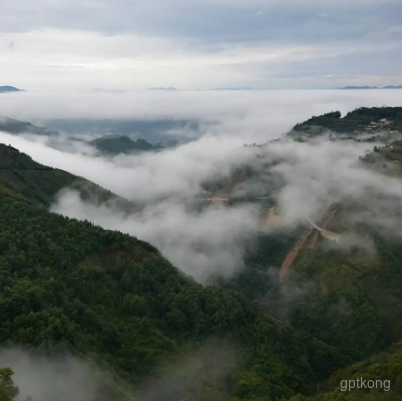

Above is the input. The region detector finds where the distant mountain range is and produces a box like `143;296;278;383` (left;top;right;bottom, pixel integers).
0;86;24;93
340;85;402;89
146;87;178;91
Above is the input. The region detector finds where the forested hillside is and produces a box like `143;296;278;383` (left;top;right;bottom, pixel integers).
288;341;402;400
90;135;165;155
280;219;402;361
2;110;402;399
0;144;139;212
0;144;348;401
288;107;402;138
0;116;56;136
196;114;402;399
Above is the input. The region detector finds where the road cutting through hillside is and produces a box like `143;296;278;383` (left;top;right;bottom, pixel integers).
306;217;341;242
201;197;340;242
279;206;341;280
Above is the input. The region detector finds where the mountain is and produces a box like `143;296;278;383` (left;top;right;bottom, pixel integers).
0;143;140;214
273;196;402;361
288;342;402;400
147;87;178;91
288;107;402;138
0;116;58;136
0;143;349;401
0;115;179;155
41;117;206;145
199;108;402;372
339;85;402;90
3;108;402;400
90;135;165;155
340;86;378;89
0;86;23;93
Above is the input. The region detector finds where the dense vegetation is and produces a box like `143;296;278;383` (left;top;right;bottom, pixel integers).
287;341;402;400
0;117;56;136
202;113;402;399
0;369;19;401
286;229;402;360
203;132;402;364
90;135;165;155
0;144;140;212
0;144;350;400
3;106;402;399
289;107;402;136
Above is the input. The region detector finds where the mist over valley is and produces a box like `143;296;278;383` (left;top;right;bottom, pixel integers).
2;0;402;398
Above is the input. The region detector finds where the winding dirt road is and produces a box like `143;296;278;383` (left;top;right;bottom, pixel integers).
306;217;341;242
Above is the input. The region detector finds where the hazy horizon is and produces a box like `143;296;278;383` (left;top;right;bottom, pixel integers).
2;0;402;91
2;2;402;400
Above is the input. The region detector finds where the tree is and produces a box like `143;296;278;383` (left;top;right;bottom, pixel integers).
0;368;19;401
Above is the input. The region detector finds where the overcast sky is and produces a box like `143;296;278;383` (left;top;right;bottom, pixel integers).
1;0;402;91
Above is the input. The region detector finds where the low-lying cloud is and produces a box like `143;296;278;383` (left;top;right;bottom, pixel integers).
0;344;237;401
51;189;261;283
1;91;402;283
0;348;113;401
2;90;402;143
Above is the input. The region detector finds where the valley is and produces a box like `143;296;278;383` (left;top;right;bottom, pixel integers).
1;106;402;400
3;0;402;397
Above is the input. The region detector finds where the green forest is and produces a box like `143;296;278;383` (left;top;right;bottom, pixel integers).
0;144;347;400
2;112;402;401
90;135;165;156
289;107;402;137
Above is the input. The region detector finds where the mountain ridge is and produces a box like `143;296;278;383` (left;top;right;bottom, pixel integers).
339;85;402;89
90;135;165;155
0;116;57;136
3;108;402;400
0;142;349;401
0;86;24;93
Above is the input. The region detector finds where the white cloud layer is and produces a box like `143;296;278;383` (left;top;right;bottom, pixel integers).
1;89;402;139
1;90;402;283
